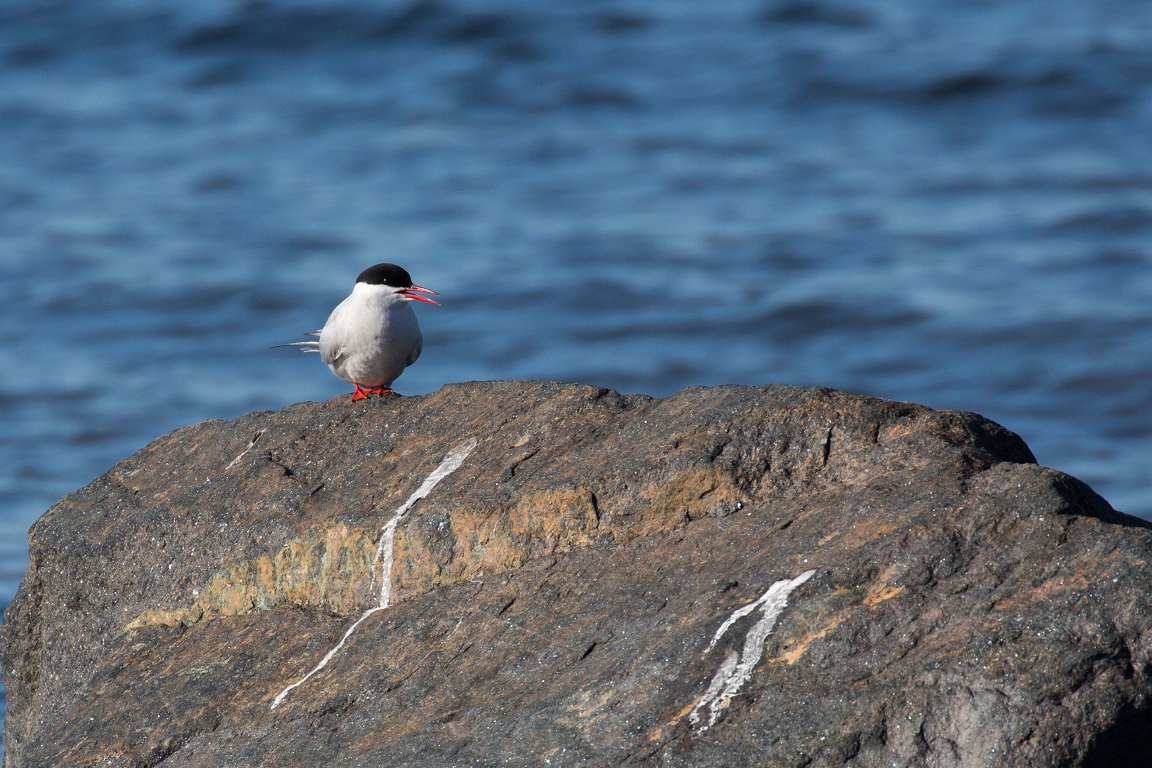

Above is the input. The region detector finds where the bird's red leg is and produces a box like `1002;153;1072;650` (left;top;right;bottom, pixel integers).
351;383;393;401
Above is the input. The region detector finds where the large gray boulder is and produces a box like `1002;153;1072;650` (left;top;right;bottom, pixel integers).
2;381;1150;767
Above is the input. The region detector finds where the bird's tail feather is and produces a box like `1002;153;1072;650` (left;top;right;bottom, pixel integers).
270;341;320;351
271;331;322;352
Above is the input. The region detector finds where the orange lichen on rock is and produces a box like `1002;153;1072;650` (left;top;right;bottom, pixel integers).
125;522;377;631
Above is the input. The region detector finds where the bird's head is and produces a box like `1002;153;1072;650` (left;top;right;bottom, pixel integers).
356;263;440;305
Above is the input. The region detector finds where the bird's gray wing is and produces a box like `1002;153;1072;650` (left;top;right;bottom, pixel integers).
406;339;423;367
318;307;346;368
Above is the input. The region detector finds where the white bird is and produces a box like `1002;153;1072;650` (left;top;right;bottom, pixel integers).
275;263;439;401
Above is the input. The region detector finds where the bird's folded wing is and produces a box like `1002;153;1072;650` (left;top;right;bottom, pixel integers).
407;341;423;367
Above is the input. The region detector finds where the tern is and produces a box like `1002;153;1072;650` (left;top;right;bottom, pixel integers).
275;263;439;401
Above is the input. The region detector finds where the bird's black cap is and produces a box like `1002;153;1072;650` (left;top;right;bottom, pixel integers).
356;263;414;288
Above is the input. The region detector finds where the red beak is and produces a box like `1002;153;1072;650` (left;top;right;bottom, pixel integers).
401;284;440;305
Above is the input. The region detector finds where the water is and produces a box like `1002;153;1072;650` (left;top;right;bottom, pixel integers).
2;0;1152;724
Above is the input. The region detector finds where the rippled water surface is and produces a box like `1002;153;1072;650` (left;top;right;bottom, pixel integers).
2;0;1152;721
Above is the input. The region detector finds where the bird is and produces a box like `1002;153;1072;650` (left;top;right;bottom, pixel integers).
274;263;439;401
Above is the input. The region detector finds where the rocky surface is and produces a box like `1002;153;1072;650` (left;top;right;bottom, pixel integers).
2;380;1152;767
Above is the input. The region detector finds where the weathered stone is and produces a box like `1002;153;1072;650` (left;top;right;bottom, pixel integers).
2;380;1150;767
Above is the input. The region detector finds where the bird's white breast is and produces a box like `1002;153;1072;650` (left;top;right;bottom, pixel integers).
318;284;423;388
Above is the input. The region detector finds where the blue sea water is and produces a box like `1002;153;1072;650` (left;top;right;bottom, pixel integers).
2;0;1152;726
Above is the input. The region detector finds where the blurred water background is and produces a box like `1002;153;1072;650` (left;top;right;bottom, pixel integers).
2;0;1152;724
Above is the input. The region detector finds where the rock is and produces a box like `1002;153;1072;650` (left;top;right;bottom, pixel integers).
2;380;1151;767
